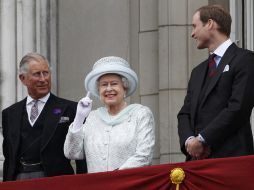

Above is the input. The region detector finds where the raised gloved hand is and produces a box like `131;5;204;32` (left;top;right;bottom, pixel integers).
73;92;92;131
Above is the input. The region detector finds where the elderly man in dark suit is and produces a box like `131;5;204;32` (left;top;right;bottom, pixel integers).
178;5;254;161
2;52;87;181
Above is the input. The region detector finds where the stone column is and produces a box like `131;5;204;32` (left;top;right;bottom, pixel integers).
16;0;36;100
138;0;159;164
39;0;58;94
229;0;243;46
16;0;58;99
246;0;254;50
0;0;17;109
0;0;17;180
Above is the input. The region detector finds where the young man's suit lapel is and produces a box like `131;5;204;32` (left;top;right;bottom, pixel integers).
200;44;238;107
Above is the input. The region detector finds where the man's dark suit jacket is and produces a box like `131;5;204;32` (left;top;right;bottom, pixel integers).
2;93;87;181
178;43;254;160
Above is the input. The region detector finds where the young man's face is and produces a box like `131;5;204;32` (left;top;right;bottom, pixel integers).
191;11;211;49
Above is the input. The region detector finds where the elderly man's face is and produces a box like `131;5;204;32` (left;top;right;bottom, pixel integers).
19;60;51;99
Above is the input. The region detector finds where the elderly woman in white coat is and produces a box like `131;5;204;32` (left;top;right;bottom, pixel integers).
64;56;155;173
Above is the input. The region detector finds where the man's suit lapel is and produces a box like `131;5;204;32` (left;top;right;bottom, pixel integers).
191;61;208;122
10;99;26;158
201;43;238;106
40;94;67;151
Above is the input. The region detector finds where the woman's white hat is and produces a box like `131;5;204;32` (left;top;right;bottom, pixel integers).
84;56;138;98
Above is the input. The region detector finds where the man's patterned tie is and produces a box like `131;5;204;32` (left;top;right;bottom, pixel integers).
30;100;39;123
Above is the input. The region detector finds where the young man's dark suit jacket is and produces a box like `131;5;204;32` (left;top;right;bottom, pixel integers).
2;93;87;181
178;43;254;160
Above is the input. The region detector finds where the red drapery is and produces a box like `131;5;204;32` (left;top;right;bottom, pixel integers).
1;155;254;190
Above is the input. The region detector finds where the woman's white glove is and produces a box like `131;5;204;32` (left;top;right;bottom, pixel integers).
73;92;92;131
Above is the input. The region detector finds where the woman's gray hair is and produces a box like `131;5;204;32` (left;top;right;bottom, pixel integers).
97;74;129;90
19;52;49;74
121;76;129;89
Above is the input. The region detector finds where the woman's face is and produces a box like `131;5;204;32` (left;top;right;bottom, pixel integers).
98;74;126;107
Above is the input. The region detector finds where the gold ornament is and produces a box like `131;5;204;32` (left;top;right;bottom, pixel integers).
170;168;185;190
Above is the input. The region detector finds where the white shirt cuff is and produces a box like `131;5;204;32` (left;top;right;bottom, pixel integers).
197;134;206;143
185;136;195;147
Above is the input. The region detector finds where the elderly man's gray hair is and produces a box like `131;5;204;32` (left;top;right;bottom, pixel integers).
19;52;49;74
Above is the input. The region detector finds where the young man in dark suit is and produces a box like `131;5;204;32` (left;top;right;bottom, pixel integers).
2;52;87;181
178;5;254;161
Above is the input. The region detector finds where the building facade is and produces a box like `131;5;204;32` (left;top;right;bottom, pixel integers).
0;0;253;179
